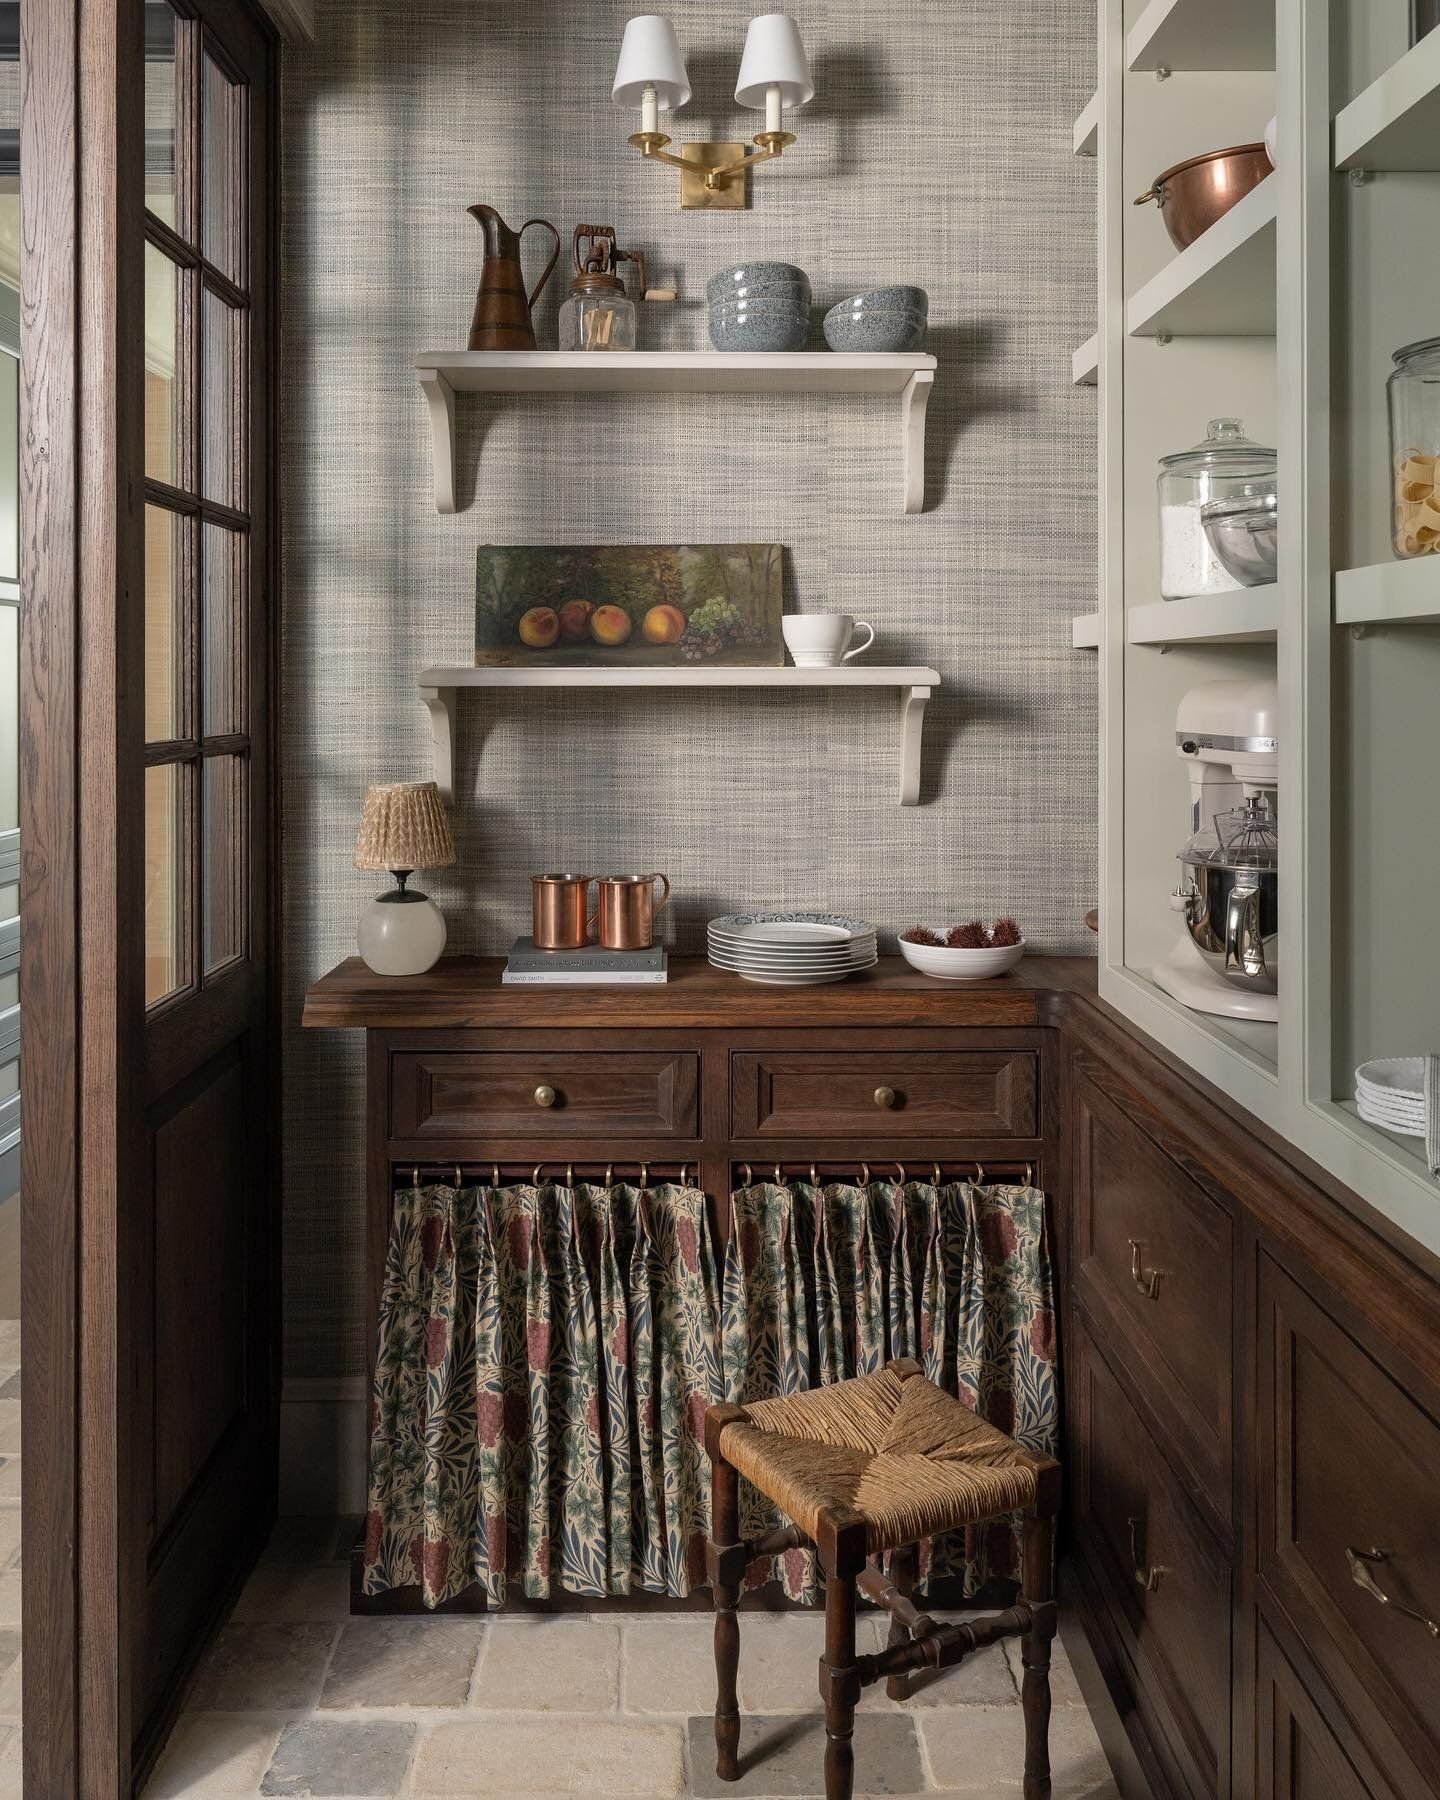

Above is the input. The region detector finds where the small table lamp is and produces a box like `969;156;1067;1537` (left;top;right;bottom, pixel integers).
354;781;456;976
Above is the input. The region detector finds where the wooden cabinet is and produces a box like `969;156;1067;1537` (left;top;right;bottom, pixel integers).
731;1045;1038;1139
1253;1617;1400;1800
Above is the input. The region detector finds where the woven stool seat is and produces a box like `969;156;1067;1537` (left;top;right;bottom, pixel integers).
718;1365;1040;1552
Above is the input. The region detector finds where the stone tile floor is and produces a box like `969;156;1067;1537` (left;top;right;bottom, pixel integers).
135;1517;1122;1799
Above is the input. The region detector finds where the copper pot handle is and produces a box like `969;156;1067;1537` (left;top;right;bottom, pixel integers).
1133;185;1161;206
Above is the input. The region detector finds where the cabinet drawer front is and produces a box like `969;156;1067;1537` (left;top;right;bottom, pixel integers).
1254;1617;1403;1800
1073;1075;1232;1518
732;1050;1037;1139
390;1051;699;1140
1072;1318;1230;1798
1258;1256;1440;1782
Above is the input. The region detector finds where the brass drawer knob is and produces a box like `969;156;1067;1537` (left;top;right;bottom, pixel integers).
874;1086;897;1110
533;1084;557;1109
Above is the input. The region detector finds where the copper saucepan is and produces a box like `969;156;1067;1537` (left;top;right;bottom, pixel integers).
1134;143;1272;252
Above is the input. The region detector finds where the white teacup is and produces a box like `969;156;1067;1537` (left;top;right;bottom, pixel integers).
782;614;876;668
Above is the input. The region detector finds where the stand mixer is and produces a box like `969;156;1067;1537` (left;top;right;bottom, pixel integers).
1152;677;1279;1023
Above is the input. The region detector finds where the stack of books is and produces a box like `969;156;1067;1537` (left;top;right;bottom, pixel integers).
501;937;668;985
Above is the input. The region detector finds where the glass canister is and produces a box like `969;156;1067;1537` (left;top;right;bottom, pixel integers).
1388;336;1440;558
558;272;637;351
1157;418;1277;600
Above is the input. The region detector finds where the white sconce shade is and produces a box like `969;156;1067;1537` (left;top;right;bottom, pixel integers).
734;13;814;111
613;14;691;111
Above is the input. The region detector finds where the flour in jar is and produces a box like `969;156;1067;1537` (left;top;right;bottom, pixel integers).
1160;503;1243;600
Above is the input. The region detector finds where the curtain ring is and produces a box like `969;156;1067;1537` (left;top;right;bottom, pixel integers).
1025;1162;1033;1188
975;1161;985;1186
860;1161;870;1185
533;1163;544;1185
810;1162;817;1186
411;1166;419;1189
894;1160;906;1186
774;1162;783;1185
566;1162;574;1188
491;1162;499;1189
680;1162;690;1187
640;1161;649;1187
741;1161;752;1188
453;1164;461;1190
933;1162;942;1186
604;1161;613;1187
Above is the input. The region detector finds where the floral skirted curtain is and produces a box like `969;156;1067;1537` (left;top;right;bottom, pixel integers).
361;1175;1056;1609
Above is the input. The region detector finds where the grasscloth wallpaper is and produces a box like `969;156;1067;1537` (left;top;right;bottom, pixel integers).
280;0;1098;1381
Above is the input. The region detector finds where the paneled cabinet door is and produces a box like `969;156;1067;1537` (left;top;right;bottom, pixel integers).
1254;1618;1399;1800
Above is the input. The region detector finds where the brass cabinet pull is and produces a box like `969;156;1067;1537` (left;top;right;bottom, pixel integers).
1346;1547;1440;1639
533;1084;557;1108
1128;1238;1162;1300
874;1086;897;1109
1127;1517;1166;1594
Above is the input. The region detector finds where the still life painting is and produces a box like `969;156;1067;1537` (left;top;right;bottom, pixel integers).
474;543;784;668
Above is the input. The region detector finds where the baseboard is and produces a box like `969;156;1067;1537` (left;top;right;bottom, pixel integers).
279;1376;369;1514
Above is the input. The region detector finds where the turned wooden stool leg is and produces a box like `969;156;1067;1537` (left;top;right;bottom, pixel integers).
821;1570;859;1800
884;1543;917;1701
1019;1511;1057;1800
709;1448;743;1782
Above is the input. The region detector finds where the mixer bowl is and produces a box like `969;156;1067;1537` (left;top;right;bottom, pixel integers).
1176;858;1279;993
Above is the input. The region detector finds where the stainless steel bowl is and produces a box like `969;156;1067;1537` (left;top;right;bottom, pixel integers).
1173;797;1278;993
1202;493;1278;587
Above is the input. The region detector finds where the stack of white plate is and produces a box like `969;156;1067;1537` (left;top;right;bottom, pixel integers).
1355;1057;1427;1139
707;912;878;985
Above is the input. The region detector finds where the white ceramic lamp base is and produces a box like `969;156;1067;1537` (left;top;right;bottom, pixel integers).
358;888;447;976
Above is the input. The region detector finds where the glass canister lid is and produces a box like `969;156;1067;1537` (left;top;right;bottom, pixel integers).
1392;335;1440;368
1160;417;1276;478
1180;797;1279;871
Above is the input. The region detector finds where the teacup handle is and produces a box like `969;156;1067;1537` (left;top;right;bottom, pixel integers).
650;874;671;915
842;621;875;661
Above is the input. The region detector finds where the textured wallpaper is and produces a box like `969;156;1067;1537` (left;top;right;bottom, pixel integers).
280;0;1098;1379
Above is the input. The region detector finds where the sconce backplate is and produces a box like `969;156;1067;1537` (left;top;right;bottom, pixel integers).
678;143;748;210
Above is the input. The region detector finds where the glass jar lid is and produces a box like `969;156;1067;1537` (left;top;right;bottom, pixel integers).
1159;417;1276;477
1392;336;1440;369
1180;797;1279;871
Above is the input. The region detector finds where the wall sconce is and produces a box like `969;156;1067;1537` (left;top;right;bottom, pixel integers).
612;12;814;211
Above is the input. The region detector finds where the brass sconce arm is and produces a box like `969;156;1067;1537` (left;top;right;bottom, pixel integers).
628;129;797;194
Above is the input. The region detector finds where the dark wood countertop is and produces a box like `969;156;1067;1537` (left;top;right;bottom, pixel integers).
301;953;1099;1031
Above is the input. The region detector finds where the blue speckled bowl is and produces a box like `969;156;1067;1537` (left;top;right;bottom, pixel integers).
823;287;929;353
706;262;812;307
708;298;811;353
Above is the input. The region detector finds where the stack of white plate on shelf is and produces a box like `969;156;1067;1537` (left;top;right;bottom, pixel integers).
1354;1057;1427;1139
707;912;878;985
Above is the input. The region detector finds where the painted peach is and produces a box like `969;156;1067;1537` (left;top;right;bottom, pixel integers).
641;603;685;645
517;606;560;648
558;599;595;641
590;604;632;646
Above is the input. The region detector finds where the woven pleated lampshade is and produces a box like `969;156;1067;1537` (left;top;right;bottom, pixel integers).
354;781;456;873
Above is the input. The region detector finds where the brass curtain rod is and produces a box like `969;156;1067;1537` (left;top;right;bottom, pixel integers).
399;1160;1037;1188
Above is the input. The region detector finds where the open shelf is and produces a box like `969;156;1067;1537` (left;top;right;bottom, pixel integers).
1335;29;1440;171
1071;612;1100;649
417;664;943;807
1126;0;1275;73
1127;589;1278;646
1074;92;1099;157
415;350;937;516
1126;180;1277;338
1335;557;1440;627
1073;335;1099;386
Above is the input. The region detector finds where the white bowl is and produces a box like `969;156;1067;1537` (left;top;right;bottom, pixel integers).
897;936;1025;981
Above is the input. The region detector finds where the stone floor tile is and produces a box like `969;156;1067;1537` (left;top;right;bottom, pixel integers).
685;1711;925;1797
234;1562;354;1625
1003;1631;1087;1707
0;1460;18;1502
0;1405;18;1456
918;1701;1116;1795
620;1619;719;1715
143;1713;283;1797
0;1576;19;1631
320;1619;484;1710
261;1718;417;1796
471;1619;619;1713
0;1325;19;1365
0;1374;18;1404
0;1722;19;1800
188;1624;339;1713
412;1718;682;1794
0;1512;20;1572
732;1614;830;1714
0;1644;19;1719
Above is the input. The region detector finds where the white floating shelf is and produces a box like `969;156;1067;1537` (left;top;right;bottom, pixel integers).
1126;0;1274;72
1074;92;1099;156
1126;180;1277;339
415;351;938;516
1335;29;1440;170
1335;556;1440;627
1127;590;1278;646
418;664;943;807
1073;335;1099;386
1072;612;1100;649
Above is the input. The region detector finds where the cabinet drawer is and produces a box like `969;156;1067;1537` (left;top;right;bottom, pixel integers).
1254;1615;1402;1800
389;1051;699;1140
731;1050;1037;1139
1073;1074;1232;1519
1257;1255;1440;1787
1072;1317;1231;1799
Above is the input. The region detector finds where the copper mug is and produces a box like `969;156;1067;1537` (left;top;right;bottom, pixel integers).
594;873;671;950
531;873;594;950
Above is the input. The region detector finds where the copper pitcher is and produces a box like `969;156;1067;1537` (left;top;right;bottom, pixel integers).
531;873;593;950
595;873;671;950
468;203;561;351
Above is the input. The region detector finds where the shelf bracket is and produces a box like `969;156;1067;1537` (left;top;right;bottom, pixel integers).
421;685;457;801
418;369;457;514
898;683;932;805
902;370;934;515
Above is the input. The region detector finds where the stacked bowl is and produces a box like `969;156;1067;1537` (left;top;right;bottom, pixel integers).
707;262;812;353
707;912;877;985
1354;1057;1428;1139
823;286;928;353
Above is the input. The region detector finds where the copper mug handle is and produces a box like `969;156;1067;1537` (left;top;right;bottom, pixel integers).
649;873;671;916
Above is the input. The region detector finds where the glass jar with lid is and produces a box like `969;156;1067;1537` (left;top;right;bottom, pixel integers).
1157;418;1277;600
1388;336;1440;559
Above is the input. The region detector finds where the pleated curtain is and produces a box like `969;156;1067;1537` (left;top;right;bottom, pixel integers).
361;1175;1056;1609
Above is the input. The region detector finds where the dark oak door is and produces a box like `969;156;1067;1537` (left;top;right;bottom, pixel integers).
22;0;278;1789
